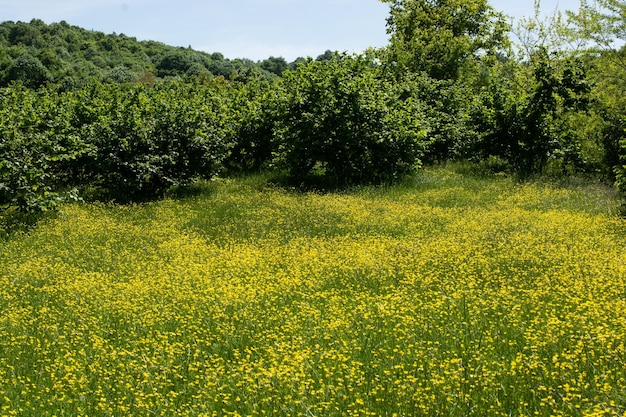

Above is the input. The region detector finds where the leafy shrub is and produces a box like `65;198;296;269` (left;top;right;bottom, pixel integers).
470;51;590;176
407;73;474;164
72;81;230;201
0;80;234;212
0;87;85;212
4;54;52;88
615;134;626;213
223;77;280;173
273;54;427;186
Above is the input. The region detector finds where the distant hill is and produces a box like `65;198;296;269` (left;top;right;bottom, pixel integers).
0;19;301;89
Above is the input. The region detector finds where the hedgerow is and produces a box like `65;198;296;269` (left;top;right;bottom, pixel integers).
1;80;232;210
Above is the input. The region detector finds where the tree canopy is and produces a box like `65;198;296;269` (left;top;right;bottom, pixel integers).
380;0;510;79
0;19;296;88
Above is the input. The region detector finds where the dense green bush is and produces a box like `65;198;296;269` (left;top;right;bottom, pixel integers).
0;87;85;212
70;81;231;201
470;51;590;176
224;77;281;173
406;73;474;164
1;80;233;211
273;54;427;186
598;105;626;212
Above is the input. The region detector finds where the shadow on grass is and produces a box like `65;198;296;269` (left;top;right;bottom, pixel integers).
265;171;406;195
0;180;219;240
0;207;57;240
164;181;219;200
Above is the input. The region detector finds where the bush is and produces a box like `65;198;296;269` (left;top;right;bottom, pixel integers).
408;74;473;164
273;54;427;186
615;135;626;212
71;81;230;201
223;77;280;173
470;51;590;176
0;80;233;212
0;87;85;212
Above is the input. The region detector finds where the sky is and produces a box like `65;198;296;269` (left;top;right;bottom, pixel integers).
0;0;583;62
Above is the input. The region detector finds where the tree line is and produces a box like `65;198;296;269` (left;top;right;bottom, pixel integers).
0;19;307;88
1;0;625;213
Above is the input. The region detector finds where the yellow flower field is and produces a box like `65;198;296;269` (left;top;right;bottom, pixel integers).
1;166;625;416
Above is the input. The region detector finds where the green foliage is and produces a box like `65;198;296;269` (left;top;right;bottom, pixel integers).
594;100;626;179
408;74;474;163
471;50;591;175
567;0;626;201
274;54;427;186
259;56;288;76
0;87;85;212
70;81;231;201
0;19;281;89
568;0;626;48
514;1;574;58
376;0;512;167
224;77;281;173
4;54;52;88
155;50;211;78
610;112;626;204
0;79;232;211
1;6;624;212
380;0;510;80
102;65;136;83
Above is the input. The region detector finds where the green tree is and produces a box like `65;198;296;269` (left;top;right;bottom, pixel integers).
471;49;590;176
260;56;288;76
380;0;510;80
316;50;335;62
0;19;275;89
274;54;427;186
7;19;45;47
156;50;195;77
102;65;135;83
4;54;52;88
568;0;626;203
569;0;626;49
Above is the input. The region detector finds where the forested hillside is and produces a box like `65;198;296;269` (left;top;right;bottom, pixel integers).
1;0;626;215
0;19;298;88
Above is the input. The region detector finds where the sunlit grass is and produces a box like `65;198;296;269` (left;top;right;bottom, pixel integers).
1;164;625;416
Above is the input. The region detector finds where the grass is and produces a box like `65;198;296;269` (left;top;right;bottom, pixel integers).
1;164;625;416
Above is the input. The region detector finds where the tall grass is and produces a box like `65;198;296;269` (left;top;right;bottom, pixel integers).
1;165;625;416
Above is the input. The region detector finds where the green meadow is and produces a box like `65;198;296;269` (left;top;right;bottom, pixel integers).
1;165;625;416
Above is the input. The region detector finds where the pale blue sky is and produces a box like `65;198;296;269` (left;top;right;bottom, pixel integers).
0;0;582;61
